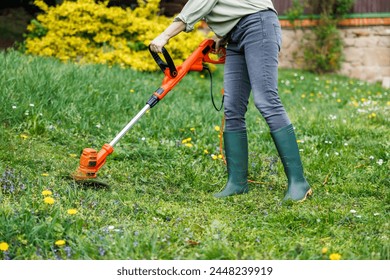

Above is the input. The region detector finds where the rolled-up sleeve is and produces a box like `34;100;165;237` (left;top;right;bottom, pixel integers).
175;0;218;32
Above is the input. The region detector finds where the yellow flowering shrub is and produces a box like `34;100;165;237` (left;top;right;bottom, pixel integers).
25;0;206;71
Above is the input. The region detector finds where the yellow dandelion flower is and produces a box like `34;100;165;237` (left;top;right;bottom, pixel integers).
0;242;9;251
321;247;328;254
190;127;195;131
204;149;209;154
67;209;78;215
20;134;29;140
41;173;49;177
182;137;191;144
329;253;341;260
184;143;193;148
41;190;52;196
69;153;78;158
211;154;218;160
387;101;390;106
200;74;205;79
214;126;220;132
130;89;135;93
44;197;55;205
301;94;306;98
337;99;341;103
218;154;223;159
55;240;66;246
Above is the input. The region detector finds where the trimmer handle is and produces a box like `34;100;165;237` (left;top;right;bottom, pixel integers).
203;41;226;64
148;45;178;78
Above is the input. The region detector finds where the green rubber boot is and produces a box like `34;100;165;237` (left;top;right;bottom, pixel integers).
271;124;312;202
214;130;249;198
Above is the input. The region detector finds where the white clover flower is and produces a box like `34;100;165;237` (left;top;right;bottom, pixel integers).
350;209;357;214
377;159;384;165
29;103;35;107
12;105;17;109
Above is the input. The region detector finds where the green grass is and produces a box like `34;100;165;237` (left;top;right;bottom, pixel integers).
0;50;389;260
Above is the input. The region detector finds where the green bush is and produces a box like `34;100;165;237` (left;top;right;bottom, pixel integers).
287;0;355;74
24;0;206;71
303;16;344;73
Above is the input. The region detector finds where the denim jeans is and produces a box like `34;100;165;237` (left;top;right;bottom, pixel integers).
223;9;291;132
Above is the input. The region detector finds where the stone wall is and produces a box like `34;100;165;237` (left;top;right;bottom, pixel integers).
279;23;390;86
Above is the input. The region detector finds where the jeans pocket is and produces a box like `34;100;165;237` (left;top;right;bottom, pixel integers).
273;23;282;52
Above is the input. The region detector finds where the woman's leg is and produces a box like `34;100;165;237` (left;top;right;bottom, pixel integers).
239;10;312;201
214;42;251;198
223;43;251;131
242;11;291;131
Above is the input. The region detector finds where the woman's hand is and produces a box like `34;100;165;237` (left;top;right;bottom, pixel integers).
150;34;170;53
213;35;228;51
150;21;186;53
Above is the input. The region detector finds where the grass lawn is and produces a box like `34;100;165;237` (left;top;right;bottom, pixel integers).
0;49;389;260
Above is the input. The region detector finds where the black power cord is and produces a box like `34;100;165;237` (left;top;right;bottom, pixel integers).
204;65;224;111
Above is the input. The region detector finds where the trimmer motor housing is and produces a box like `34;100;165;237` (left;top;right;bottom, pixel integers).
73;144;113;180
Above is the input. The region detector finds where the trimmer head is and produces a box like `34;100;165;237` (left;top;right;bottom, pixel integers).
71;144;114;181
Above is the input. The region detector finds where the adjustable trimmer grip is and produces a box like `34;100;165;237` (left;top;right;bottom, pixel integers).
147;39;226;107
148;46;178;78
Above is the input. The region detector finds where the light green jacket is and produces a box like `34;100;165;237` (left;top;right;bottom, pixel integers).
175;0;276;37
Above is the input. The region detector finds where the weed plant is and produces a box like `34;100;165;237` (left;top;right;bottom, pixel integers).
0;50;388;260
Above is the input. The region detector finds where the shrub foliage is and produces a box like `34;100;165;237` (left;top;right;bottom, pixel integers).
286;0;355;74
24;0;205;71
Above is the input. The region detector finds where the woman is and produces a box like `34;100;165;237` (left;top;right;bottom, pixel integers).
150;0;312;202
